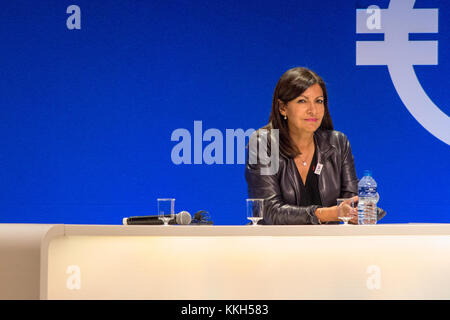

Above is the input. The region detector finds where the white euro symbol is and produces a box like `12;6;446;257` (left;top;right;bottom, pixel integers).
356;0;450;146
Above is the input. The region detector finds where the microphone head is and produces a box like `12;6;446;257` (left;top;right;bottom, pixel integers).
176;211;192;225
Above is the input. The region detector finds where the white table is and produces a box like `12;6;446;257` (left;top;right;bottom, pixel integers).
2;223;450;299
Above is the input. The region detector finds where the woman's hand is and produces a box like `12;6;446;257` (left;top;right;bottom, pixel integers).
315;196;359;224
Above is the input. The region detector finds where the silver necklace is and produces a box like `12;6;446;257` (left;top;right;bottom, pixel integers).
297;154;308;166
298;141;314;166
299;149;313;166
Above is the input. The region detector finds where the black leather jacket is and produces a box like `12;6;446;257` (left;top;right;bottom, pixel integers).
245;129;386;224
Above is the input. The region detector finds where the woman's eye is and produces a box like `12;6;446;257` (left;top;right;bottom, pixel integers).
316;99;324;104
297;99;306;103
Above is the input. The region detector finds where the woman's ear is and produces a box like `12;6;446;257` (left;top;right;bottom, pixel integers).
278;99;286;117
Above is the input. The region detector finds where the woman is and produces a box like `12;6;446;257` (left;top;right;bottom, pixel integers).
245;67;386;224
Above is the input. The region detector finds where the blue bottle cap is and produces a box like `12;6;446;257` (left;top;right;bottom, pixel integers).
364;170;372;177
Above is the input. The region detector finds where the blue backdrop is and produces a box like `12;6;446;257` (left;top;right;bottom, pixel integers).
1;0;448;225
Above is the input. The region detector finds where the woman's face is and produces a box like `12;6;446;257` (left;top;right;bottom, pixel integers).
279;83;325;135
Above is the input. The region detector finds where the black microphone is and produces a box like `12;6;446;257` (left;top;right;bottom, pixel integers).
123;211;192;225
191;210;213;225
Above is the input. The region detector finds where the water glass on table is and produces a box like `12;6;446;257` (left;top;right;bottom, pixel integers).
246;198;264;226
157;198;175;226
337;198;356;225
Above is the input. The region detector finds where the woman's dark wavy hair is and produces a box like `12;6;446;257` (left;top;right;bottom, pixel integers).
266;67;334;158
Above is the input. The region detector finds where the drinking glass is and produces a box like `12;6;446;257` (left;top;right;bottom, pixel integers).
157;198;175;226
246;198;264;226
337;198;355;225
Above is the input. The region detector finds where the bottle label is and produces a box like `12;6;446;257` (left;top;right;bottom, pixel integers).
359;186;377;196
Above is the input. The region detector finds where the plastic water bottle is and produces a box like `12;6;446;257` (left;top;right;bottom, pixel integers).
357;170;378;225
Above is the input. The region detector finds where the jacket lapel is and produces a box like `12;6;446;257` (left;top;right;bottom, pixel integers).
314;130;333;162
314;130;335;206
287;158;301;205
